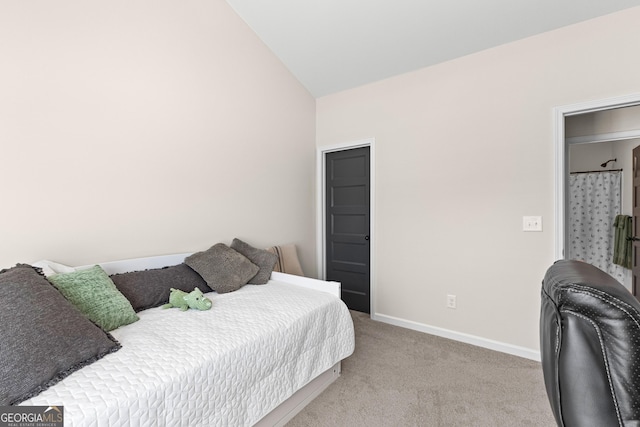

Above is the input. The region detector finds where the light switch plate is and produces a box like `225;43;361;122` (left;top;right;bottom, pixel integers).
523;216;542;232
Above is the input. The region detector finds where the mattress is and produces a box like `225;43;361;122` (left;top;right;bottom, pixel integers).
21;280;355;426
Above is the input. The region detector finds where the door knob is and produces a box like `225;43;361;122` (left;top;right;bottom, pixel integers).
364;235;370;241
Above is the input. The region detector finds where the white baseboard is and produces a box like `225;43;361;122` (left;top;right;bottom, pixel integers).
371;313;541;362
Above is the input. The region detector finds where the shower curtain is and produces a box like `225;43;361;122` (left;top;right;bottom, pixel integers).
568;170;624;284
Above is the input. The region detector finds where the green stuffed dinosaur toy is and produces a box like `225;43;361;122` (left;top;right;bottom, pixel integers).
162;287;212;311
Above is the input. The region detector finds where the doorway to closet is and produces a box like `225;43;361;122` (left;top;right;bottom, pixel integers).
317;139;375;314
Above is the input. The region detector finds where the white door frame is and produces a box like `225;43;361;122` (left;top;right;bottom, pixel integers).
317;138;375;311
554;93;640;260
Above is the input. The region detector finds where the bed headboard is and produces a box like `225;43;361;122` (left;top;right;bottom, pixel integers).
77;253;192;275
75;253;342;298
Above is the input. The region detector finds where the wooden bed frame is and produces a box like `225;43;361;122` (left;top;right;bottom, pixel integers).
81;253;344;427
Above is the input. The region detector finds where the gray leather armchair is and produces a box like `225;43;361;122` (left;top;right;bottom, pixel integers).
541;260;640;427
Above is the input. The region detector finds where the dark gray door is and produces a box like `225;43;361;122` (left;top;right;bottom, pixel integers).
633;145;640;301
325;146;370;313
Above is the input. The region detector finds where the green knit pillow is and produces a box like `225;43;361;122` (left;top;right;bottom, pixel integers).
48;265;139;331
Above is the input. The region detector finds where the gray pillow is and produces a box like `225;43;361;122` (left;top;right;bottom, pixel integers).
111;263;211;312
0;264;120;405
185;243;259;293
230;238;278;285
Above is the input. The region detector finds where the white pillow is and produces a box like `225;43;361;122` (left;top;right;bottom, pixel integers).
31;260;76;277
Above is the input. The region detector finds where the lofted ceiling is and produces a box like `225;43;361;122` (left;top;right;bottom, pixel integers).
225;0;640;97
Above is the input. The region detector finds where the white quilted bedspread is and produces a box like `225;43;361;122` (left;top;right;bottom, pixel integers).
21;281;355;426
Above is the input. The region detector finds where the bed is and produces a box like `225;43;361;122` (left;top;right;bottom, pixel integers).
12;252;355;426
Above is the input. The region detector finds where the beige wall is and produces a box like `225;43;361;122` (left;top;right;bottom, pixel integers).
569;142;616;173
316;7;640;353
0;1;317;274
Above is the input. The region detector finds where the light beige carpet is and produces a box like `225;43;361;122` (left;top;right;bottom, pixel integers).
287;311;556;427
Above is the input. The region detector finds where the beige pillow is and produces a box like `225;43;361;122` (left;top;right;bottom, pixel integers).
266;243;304;276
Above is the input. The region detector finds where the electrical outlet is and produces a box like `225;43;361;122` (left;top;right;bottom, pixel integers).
446;294;456;309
